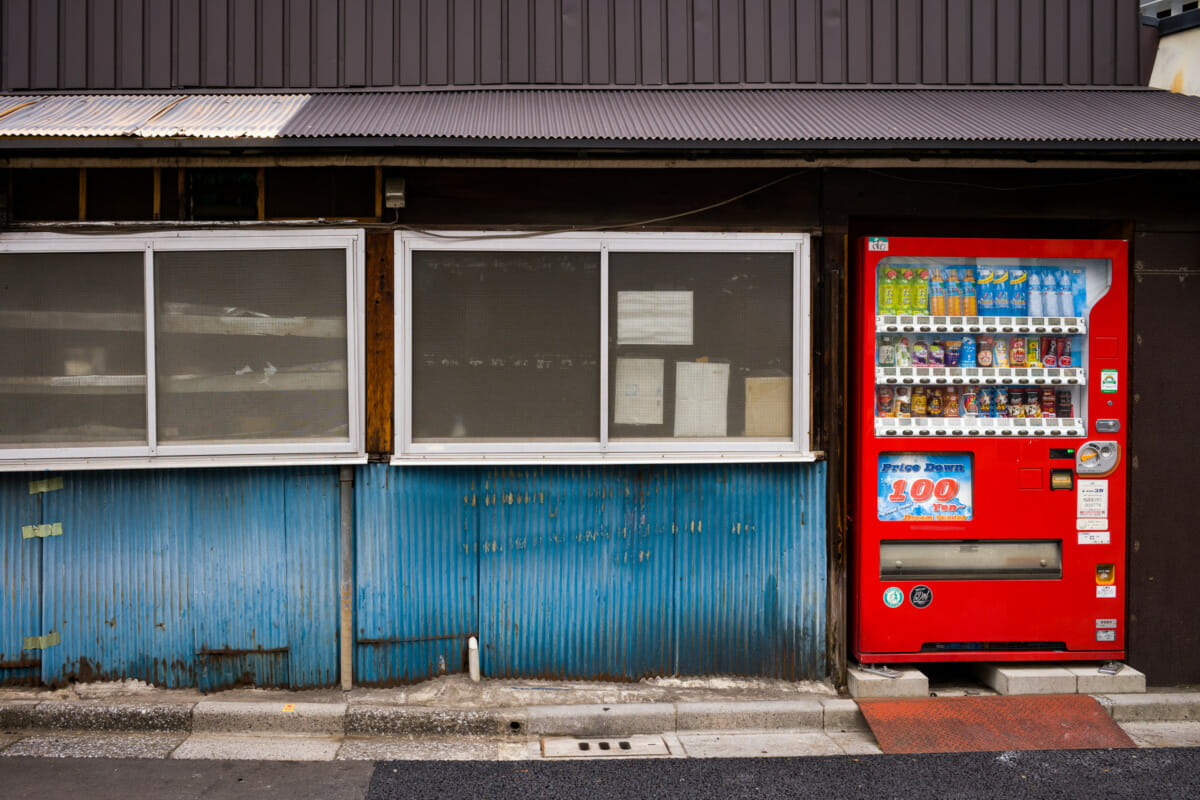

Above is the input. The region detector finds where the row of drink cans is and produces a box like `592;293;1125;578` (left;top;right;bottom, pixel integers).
877;385;1074;419
878;334;1073;368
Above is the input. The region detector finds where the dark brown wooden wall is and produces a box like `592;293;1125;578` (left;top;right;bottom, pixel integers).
1127;229;1200;686
1;0;1145;91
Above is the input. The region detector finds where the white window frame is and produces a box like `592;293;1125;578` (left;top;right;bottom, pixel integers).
0;230;366;471
394;231;816;464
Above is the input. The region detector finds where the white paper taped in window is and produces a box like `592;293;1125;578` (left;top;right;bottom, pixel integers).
745;376;791;437
675;362;729;437
617;291;693;346
614;357;664;425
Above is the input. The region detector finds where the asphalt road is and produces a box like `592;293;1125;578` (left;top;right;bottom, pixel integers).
3;748;1199;800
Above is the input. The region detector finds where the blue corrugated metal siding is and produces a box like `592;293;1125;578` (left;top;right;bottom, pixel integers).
354;464;478;684
478;467;675;680
357;461;826;683
672;464;827;679
36;467;339;689
0;476;40;683
40;471;195;687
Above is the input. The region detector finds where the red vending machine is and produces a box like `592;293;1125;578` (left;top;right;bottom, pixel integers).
853;237;1128;663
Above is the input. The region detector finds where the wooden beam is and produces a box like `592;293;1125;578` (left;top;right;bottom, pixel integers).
364;230;395;455
256;167;266;220
152;167;161;220
374;166;383;219
78;168;87;221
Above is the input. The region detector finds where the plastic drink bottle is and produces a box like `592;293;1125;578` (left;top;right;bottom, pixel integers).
947;269;963;316
1010;269;1028;317
898;268;915;314
1058;270;1076;317
1027;271;1045;317
929;268;947;315
977;268;995;316
878;268;898;313
962;269;978;316
992;269;1010;314
1042;271;1060;316
914;268;931;314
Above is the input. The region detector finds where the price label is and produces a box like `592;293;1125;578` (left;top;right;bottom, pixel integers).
878;454;973;521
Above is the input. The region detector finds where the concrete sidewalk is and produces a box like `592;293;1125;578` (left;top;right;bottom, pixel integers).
2;674;1199;761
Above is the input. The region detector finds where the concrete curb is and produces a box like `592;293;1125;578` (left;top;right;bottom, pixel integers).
2;694;1197;737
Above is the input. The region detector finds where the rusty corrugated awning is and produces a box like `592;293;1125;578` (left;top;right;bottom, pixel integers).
0;88;1199;148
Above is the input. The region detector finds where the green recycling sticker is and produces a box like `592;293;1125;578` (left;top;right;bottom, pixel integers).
883;586;905;608
1100;369;1118;394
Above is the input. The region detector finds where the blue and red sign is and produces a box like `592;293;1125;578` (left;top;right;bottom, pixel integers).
878;453;973;522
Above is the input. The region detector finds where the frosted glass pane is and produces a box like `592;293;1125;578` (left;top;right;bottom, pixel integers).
411;250;600;441
0;252;146;447
155;249;349;444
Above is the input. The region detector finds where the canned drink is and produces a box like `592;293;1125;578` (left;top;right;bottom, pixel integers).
1025;388;1040;418
962;385;978;417
993;337;1010;368
1056;389;1073;418
959;335;976;367
921;388;940;419
976;335;993;367
1009;336;1026;367
912;387;928;417
878;336;896;367
913;338;930;367
945;339;961;367
1040;387;1056;418
1058;337;1073;367
1041;336;1057;367
877;386;895;417
994;387;1008;417
976;386;992;417
1026;337;1040;366
1007;388;1024;417
942;387;959;417
930;341;945;366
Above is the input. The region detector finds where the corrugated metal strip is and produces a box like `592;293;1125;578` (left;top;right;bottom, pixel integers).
135;94;311;138
280;89;1200;143
673;463;827;679
37;467;340;690
0;474;40;681
0;95;184;136
40;470;195;687
353;464;478;685
354;462;826;684
478;467;676;680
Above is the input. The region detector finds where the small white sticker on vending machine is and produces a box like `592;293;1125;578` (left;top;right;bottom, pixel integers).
1077;480;1109;519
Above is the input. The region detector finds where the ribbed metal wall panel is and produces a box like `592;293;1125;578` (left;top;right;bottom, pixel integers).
40;470;195;687
354;464;479;684
672;463;826;678
0;475;40;684
356;461;826;683
478;467;676;680
0;0;1144;90
35;467;339;689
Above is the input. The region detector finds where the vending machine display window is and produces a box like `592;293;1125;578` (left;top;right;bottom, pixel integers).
872;256;1112;439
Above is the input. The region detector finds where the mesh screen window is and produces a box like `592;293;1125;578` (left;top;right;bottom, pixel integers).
0;252;147;447
608;252;793;440
400;234;809;459
411;251;601;441
0;232;362;467
155;249;349;444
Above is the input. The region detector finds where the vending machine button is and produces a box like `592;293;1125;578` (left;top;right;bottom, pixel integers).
1096;564;1116;585
1050;469;1074;490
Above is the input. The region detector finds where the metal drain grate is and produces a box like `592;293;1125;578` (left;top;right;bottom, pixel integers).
541;735;670;758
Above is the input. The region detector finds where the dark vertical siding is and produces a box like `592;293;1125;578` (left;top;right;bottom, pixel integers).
0;0;1145;90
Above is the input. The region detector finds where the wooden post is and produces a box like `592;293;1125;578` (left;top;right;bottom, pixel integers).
365;230;395;455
